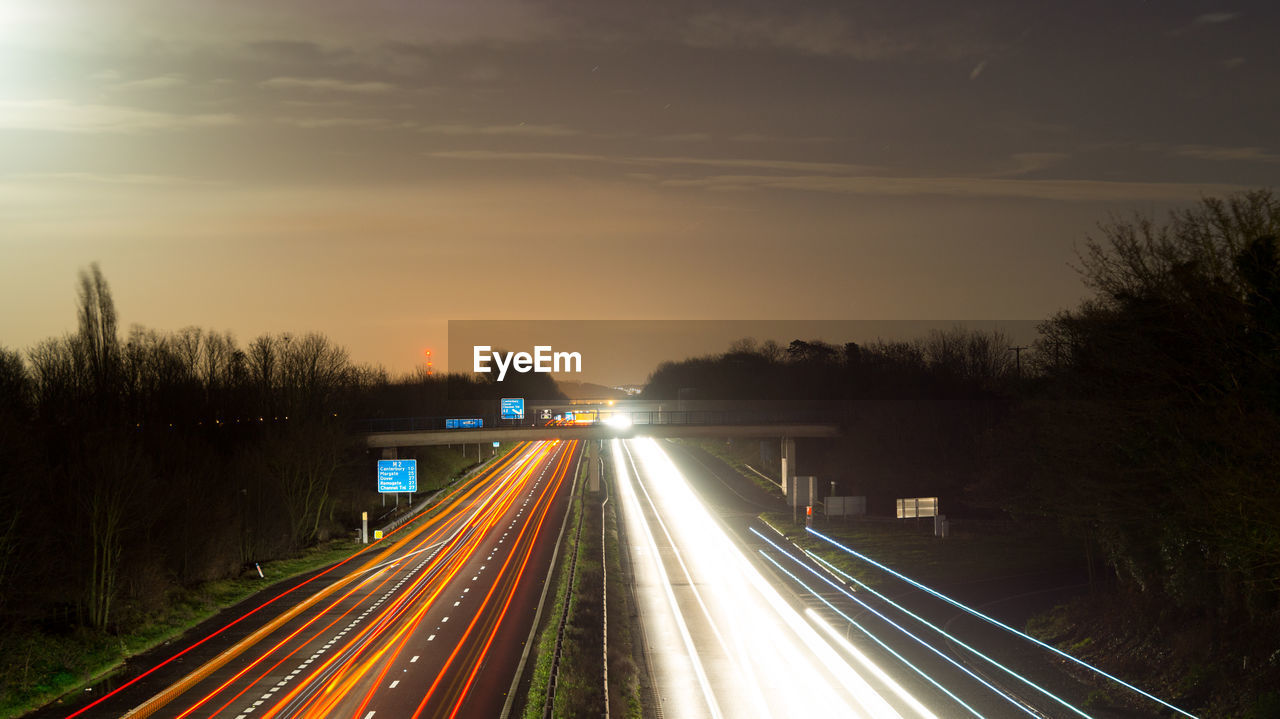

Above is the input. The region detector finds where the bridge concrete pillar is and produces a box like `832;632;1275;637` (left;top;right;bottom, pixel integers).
382;447;398;460
780;437;795;498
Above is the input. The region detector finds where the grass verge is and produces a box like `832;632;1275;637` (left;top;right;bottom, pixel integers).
758;511;1080;592
675;438;784;498
0;539;360;719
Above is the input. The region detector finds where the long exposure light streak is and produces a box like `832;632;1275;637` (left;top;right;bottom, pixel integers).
747;527;1070;716
754;542;1002;718
616;438;913;718
808;528;1200;719
784;534;1089;718
260;441;567;719
613;439;724;719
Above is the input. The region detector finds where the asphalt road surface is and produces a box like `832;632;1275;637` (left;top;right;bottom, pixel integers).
56;439;580;719
617;438;1190;719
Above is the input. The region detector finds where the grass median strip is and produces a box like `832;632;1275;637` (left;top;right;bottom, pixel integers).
521;449;633;719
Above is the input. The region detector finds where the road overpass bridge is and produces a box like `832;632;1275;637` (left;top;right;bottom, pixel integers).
357;409;841;499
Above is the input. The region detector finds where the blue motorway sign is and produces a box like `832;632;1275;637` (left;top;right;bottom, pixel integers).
377;459;417;493
500;397;525;420
445;418;484;429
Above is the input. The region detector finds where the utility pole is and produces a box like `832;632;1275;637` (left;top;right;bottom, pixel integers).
1009;345;1029;377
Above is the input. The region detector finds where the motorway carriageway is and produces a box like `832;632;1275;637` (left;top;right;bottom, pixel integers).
614;438;920;718
88;439;580;719
619;437;1192;719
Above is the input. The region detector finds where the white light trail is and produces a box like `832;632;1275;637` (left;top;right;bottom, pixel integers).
808;528;1200;719
612;439;724;719
753;534;1037;718
776;537;1088;718
616;438;914;718
804;609;944;719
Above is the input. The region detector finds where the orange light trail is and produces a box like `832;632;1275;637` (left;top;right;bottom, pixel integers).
250;441;569;719
299;446;557;717
410;441;578;718
167;442;536;719
441;447;577;719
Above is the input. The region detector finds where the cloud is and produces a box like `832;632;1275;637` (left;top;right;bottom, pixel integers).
0;99;240;133
112;74;187;91
1170;11;1241;36
656;132;711;142
1168;144;1280;163
425;148;1244;202
728;133;835;144
277;116;390;129
425;149;878;174
417;123;581;137
429;150;607;163
679;8;988;62
260;76;395;94
969;60;987;80
993;152;1071;176
1;172;218;187
1220;57;1246;69
683;10;912;60
657;174;1250;202
1194;12;1239;24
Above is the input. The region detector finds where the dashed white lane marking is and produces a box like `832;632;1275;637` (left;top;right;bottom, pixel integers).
234;531;448;717
229;448;553;716
390;680;400;688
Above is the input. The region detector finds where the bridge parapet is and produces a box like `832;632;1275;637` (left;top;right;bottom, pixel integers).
363;423;840;448
355;409;847;435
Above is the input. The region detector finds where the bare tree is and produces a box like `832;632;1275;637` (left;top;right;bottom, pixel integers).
77;434;148;630
76;263;121;402
265;421;346;549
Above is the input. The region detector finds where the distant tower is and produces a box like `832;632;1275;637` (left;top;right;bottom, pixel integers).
424;349;434;376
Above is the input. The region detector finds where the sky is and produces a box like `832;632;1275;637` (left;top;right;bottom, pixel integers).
1;0;1276;378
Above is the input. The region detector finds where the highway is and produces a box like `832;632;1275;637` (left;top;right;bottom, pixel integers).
619;438;1193;719
70;439;580;719
613;437;920;718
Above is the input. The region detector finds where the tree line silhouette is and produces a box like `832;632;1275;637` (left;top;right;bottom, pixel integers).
0;267;559;639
